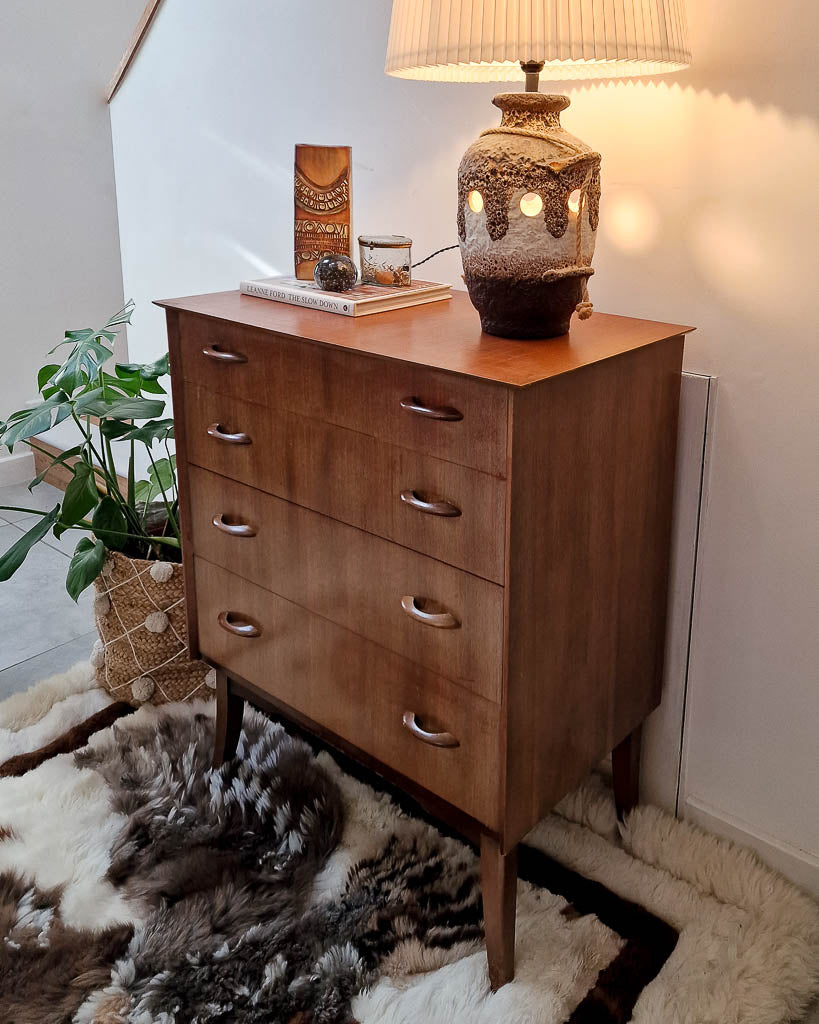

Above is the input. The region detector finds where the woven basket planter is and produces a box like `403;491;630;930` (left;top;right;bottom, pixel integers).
91;551;214;706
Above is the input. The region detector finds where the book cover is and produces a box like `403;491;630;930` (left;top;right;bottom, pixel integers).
240;276;450;317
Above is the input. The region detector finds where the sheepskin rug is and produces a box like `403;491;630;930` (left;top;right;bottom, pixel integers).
0;664;817;1024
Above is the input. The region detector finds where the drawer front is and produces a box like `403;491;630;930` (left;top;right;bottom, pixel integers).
176;312;508;477
188;467;503;702
183;383;506;584
195;559;500;827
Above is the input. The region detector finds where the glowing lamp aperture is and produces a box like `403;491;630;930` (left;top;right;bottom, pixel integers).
519;192;543;217
467;190;484;213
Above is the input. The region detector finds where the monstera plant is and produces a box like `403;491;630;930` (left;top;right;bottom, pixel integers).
0;302;180;599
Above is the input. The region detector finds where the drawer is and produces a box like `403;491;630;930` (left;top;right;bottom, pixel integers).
176;312;508;477
182;383;506;584
195;559;501;827
188;467;503;701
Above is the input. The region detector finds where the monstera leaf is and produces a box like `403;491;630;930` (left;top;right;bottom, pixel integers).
66;537;106;601
0;506;60;581
0;300;182;596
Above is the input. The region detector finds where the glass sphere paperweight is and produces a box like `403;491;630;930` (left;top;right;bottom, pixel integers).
313;254;358;292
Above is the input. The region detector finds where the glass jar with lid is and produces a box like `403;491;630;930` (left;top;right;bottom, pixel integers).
358;234;412;287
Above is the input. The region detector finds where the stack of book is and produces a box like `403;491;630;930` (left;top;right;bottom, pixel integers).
240;276;451;318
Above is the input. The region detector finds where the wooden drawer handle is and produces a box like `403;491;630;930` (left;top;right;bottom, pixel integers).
400;489;461;518
212;513;257;537
402;711;460;748
207;423;252;445
400;396;463;422
217;611;261;638
400;595;460;629
203;344;247;364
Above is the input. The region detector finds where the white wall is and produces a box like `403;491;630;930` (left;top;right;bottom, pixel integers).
110;0;819;889
0;0;145;483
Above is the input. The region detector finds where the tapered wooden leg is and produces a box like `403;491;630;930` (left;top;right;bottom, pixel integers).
612;724;643;821
480;833;517;990
212;669;244;768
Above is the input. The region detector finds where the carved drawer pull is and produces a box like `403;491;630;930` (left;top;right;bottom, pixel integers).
402;711;460;748
212;513;257;537
207;423;252;445
400;489;461;518
202;344;247;364
399;396;463;421
217;611;261;638
400;595;460;629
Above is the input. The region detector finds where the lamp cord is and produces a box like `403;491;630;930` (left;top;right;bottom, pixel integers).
411;244;459;269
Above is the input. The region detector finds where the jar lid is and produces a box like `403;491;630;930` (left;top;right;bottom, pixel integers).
358;234;412;249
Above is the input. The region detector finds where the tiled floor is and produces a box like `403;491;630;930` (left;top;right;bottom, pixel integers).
1;483;818;1022
0;481;96;700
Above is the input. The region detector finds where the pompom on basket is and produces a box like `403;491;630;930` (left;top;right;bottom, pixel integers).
91;552;214;706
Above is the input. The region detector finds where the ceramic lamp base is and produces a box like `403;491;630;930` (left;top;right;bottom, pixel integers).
458;93;601;342
465;271;589;340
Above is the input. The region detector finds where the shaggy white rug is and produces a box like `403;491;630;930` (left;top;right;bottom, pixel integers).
0;662;817;1024
0;660;98;731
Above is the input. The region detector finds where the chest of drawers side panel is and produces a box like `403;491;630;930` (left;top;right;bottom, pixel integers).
501;336;685;848
165;308;201;658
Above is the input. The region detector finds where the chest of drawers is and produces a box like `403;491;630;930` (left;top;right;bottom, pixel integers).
158;289;690;988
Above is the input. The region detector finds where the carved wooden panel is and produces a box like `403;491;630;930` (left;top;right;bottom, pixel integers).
294;144;352;280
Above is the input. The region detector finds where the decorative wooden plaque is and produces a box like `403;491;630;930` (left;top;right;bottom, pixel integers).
294;144;352;280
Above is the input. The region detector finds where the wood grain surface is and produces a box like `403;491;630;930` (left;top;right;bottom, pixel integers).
500;336;685;847
188;466;504;701
176;310;508;476
182;382;507;583
480;834;518;990
195;557;501;827
166;309;201;657
155;290;693;388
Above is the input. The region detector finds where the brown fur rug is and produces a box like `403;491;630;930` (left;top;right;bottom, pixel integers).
1;687;817;1024
0;701;134;778
1;708;346;1022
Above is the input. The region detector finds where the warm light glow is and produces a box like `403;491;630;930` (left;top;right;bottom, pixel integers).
689;204;782;316
385;1;692;81
568;189;582;215
603;191;660;253
467;190;484;213
519;192;543;217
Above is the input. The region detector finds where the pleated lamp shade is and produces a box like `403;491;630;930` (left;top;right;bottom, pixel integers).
385;0;691;81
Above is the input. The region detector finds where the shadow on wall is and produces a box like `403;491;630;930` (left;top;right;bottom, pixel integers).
683;0;817;120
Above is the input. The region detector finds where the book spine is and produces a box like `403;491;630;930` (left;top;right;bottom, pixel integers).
240;280;355;316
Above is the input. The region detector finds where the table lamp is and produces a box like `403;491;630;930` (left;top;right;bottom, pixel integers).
385;0;691;338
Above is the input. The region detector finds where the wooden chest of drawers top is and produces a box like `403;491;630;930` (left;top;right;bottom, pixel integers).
157;289;691;388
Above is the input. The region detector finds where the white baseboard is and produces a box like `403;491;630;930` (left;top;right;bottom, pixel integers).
0;450;34;487
685;796;819;898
